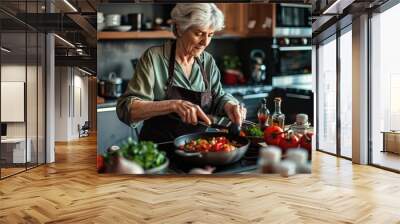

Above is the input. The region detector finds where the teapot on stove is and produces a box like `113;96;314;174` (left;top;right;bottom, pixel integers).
250;49;267;83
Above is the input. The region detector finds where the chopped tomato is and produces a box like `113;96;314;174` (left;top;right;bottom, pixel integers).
213;142;223;151
180;136;237;153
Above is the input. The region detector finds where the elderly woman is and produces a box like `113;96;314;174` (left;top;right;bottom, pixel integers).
117;3;246;143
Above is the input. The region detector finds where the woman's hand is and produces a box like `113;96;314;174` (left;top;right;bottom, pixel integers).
224;102;247;125
172;100;211;125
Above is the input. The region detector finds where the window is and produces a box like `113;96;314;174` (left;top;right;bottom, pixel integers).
370;3;400;171
339;28;352;158
317;36;337;154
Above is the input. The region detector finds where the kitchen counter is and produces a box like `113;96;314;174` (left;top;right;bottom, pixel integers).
223;84;273;95
223;84;312;95
97;100;117;109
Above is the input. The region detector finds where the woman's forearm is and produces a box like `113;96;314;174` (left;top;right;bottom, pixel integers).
129;99;177;122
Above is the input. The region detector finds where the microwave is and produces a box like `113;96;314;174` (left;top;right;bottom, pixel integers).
275;3;312;38
276;3;312;27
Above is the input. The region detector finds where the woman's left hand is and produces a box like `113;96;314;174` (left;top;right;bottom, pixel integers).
224;102;247;125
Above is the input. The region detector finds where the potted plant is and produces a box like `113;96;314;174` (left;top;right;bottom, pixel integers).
222;55;246;85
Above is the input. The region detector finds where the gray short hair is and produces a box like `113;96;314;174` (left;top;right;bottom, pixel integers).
171;3;224;36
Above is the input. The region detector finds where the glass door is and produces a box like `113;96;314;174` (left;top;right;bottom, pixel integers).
0;0;47;179
0;2;28;177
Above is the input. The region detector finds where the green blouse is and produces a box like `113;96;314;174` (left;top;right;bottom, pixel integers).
116;40;239;128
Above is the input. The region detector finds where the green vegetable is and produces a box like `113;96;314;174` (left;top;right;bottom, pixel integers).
106;138;166;170
247;126;263;137
223;55;242;70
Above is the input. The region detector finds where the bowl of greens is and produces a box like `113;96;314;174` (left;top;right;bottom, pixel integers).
104;138;169;174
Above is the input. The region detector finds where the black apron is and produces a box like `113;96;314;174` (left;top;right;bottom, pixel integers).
139;42;213;143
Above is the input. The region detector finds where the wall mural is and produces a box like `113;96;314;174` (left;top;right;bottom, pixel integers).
96;2;313;176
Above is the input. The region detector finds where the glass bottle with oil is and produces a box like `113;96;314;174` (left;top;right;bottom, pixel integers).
271;97;285;129
257;98;270;130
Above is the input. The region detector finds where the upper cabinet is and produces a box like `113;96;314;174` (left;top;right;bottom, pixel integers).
97;30;174;40
216;3;275;38
215;3;247;37
98;3;276;40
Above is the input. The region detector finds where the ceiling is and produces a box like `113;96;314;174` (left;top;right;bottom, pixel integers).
312;0;390;42
1;0;317;74
0;0;97;73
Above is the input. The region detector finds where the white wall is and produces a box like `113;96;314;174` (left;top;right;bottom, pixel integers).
1;65;40;137
54;66;89;141
54;67;69;141
1;65;26;140
1;64;46;164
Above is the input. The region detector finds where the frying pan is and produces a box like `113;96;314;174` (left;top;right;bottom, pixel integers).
173;132;250;166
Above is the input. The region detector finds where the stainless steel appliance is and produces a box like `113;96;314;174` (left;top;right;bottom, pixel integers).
224;85;272;123
272;37;312;79
272;3;312;81
99;72;123;99
275;3;312;37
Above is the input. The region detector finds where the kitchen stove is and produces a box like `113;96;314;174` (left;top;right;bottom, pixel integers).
159;142;261;174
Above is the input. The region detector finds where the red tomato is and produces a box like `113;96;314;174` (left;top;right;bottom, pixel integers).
214;142;223;151
264;125;284;146
97;155;105;173
216;137;227;144
279;133;299;154
299;132;313;160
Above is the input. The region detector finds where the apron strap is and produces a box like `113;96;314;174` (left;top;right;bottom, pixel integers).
194;57;211;93
166;41;177;90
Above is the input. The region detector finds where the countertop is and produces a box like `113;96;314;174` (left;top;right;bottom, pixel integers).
97;100;117;109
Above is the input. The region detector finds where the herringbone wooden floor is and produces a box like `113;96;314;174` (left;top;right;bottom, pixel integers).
1;134;400;224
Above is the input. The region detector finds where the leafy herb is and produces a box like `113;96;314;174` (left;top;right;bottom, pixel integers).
105;138;166;170
246;126;264;137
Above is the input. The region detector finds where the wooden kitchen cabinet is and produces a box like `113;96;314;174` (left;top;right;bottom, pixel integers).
97;30;174;40
216;3;275;38
98;3;276;40
246;3;275;37
215;3;247;36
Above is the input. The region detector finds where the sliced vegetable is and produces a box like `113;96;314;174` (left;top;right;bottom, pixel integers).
180;136;238;153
